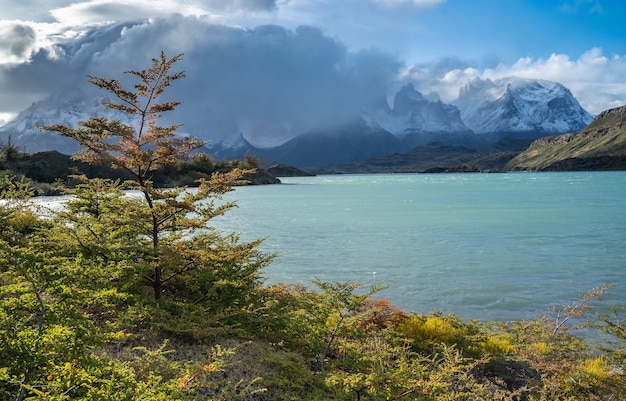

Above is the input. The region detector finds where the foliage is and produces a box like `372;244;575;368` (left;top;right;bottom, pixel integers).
505;108;626;171
0;52;275;400
2;52;626;400
43;51;267;304
596;305;626;363
0;135;24;166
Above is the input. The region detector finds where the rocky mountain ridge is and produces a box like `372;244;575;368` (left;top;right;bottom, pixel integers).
452;77;593;138
362;83;472;136
313;138;533;174
0;77;593;168
504;105;626;171
0;91;137;154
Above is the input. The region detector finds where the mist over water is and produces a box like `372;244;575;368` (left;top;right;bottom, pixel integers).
213;172;626;322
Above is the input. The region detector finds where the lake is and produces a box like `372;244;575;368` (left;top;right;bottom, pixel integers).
211;172;626;322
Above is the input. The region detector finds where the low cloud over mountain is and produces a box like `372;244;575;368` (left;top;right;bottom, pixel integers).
0;17;401;147
0;15;603;168
1;66;593;170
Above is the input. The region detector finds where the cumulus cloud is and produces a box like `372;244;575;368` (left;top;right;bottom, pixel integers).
0;22;38;64
0;21;138;116
0;0;74;21
401;48;626;115
0;16;401;145
50;0;201;24
1;4;625;144
484;48;626;114
48;0;278;25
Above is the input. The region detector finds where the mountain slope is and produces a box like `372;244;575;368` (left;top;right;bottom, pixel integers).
261;84;482;169
315;138;531;174
0;76;594;170
453;77;593;139
504;105;626;171
364;84;472;134
0;91;136;153
256;118;402;168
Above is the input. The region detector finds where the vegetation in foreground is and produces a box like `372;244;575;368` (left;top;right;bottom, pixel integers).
1;52;625;400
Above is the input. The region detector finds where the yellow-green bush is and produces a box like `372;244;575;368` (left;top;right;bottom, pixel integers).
481;333;517;355
396;313;482;356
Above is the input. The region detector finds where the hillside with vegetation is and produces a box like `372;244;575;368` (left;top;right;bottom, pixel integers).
1;53;625;401
0;146;280;196
314;138;531;174
505;105;626;171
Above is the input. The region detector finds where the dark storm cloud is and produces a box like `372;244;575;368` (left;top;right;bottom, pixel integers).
32;15;402;146
0;23;37;60
0;22;135;113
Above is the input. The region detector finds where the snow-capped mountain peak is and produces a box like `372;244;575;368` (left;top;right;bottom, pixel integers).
0;91;139;153
0;76;594;164
453;77;593;137
362;83;472;136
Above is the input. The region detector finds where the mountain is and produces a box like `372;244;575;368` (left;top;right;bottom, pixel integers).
504;105;626;171
363;83;476;144
203;133;259;160
255;118;401;168
314;138;532;174
0;91;136;154
0;83;480;165
0;76;594;170
453;77;593;140
257;84;481;168
0;148;279;195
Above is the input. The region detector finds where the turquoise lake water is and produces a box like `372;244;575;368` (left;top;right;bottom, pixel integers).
212;172;626;322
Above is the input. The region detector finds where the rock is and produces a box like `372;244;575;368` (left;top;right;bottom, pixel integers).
266;164;315;177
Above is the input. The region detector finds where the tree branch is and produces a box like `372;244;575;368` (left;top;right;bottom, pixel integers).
161;261;197;284
16;283;46;401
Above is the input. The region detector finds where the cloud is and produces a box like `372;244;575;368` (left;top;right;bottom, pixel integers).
401;48;626;115
483;48;626;114
559;0;603;14
213;0;278;11
0;16;402;146
0;21;146;117
0;0;279;26
0;22;38;64
0;113;13;126
0;0;74;21
50;0;200;24
1;6;624;144
0;0;285;68
48;0;278;25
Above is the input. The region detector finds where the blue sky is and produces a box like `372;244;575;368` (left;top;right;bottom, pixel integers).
0;0;625;132
267;0;626;65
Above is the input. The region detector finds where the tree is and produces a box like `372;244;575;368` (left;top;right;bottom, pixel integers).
0;50;276;400
1;134;23;164
0;177;123;400
43;52;271;309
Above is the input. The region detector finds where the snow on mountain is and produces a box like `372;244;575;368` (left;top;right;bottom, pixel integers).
453;77;593;138
362;83;472;136
0;77;594;164
0;91;138;153
0;90;259;158
203;132;257;159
